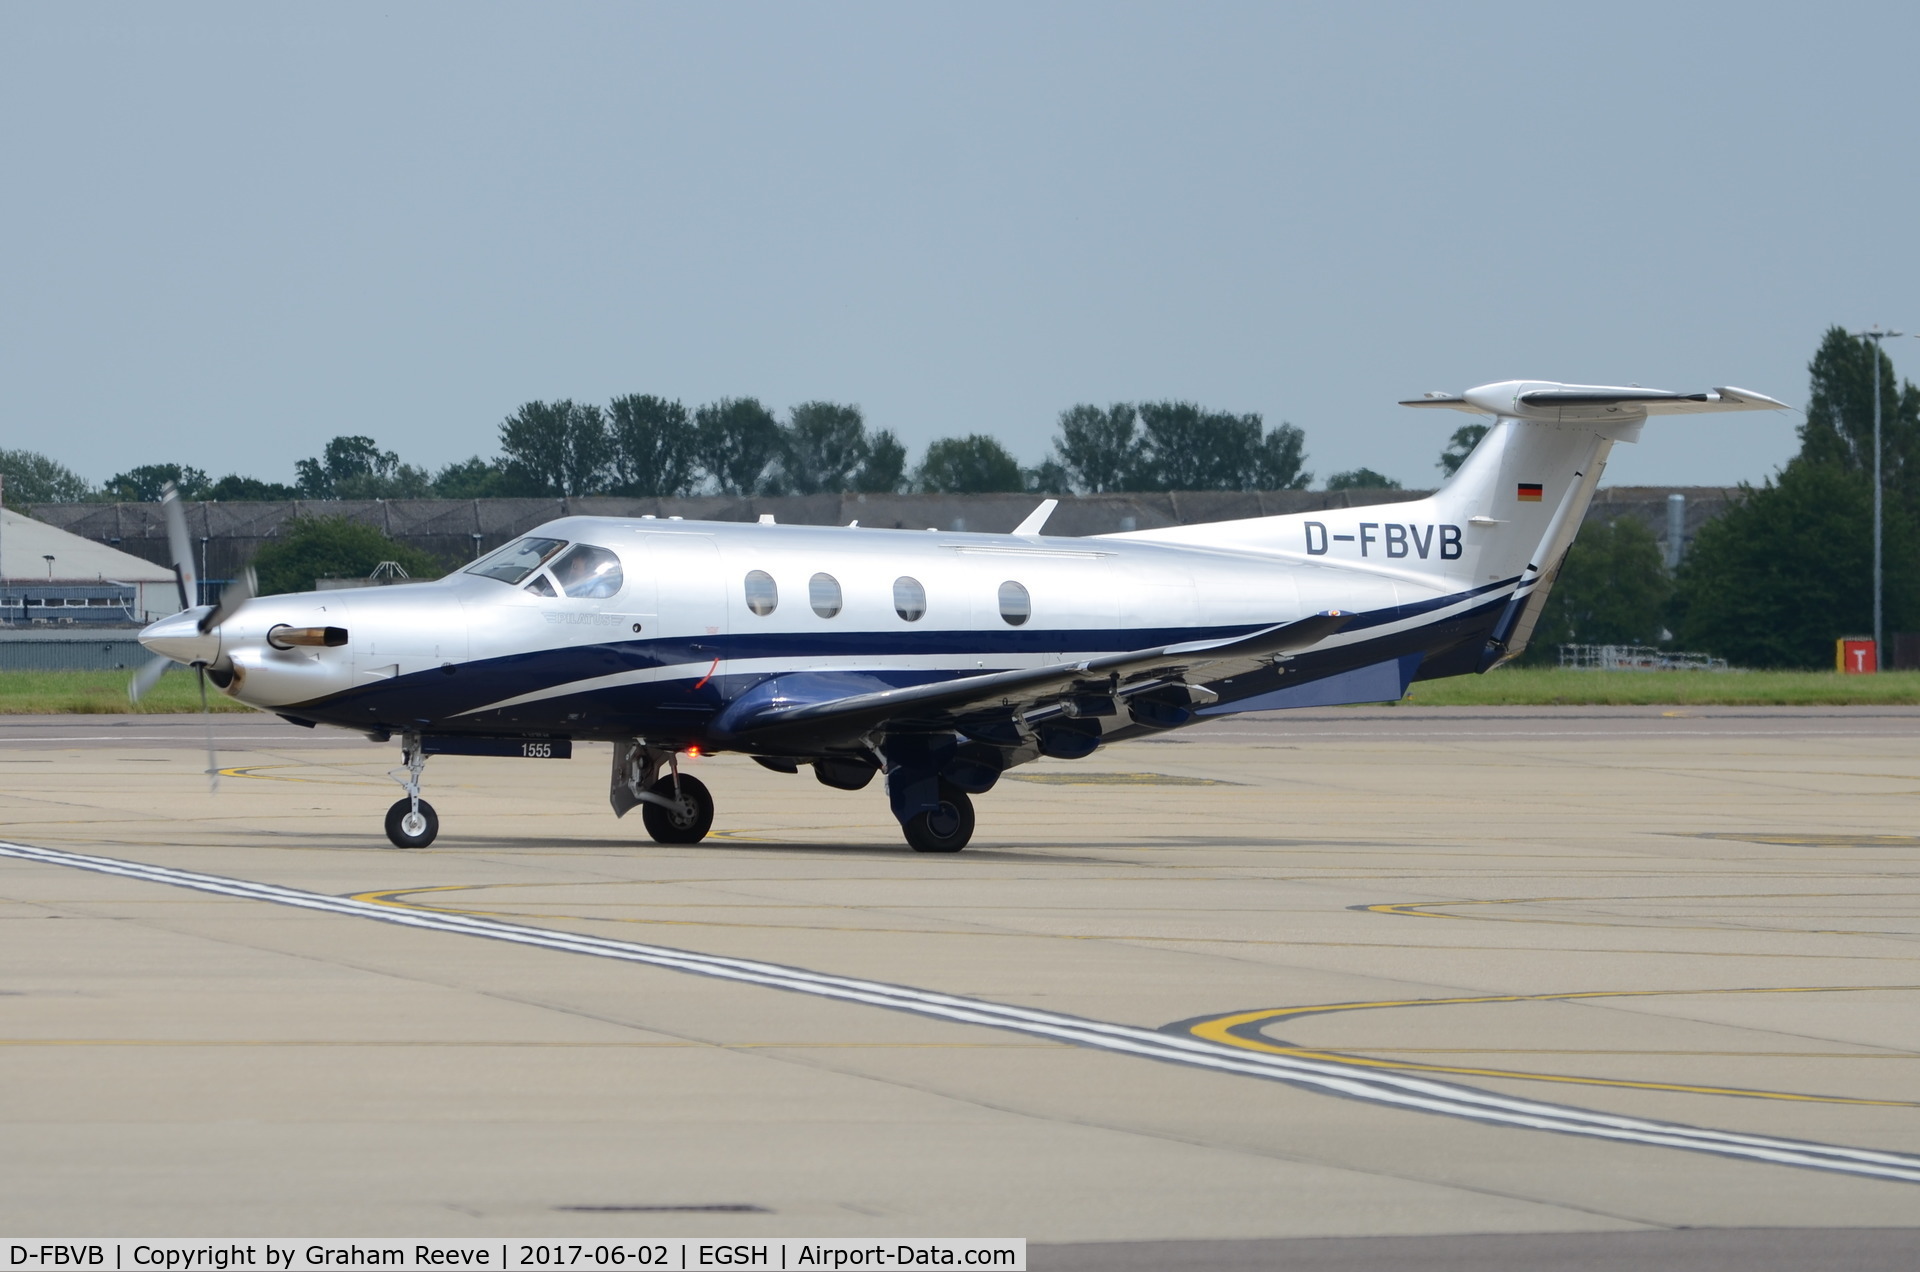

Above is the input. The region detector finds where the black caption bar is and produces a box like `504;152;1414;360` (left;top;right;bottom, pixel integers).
3;1242;1023;1272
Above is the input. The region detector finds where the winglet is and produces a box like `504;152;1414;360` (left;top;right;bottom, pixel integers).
1013;499;1058;536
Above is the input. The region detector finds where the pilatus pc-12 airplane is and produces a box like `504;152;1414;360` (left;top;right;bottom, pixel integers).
133;380;1784;852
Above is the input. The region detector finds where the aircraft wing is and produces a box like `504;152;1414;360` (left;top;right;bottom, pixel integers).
712;610;1351;749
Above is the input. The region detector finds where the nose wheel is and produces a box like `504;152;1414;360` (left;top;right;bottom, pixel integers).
385;798;440;848
384;733;439;848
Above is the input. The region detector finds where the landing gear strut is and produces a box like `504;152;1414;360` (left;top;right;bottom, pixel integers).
385;735;438;848
613;742;716;844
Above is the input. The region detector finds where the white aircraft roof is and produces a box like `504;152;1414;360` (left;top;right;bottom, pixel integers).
0;506;176;583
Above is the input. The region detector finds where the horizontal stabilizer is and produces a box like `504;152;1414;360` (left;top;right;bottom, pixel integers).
1518;385;1790;414
1401;381;1790;419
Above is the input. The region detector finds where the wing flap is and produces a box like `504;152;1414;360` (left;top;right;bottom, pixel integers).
713;611;1351;747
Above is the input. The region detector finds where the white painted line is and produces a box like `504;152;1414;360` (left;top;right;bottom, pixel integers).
4;839;1918;1184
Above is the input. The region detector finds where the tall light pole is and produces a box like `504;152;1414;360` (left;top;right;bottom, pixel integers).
1853;326;1903;668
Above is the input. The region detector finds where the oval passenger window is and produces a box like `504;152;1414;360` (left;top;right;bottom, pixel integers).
998;580;1030;626
810;572;843;619
893;576;926;622
744;570;778;617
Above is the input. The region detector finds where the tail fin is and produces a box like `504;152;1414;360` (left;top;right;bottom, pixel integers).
1401;381;1786;664
1109;379;1788;662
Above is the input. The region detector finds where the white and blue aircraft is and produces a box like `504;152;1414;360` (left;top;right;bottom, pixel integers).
133;380;1785;852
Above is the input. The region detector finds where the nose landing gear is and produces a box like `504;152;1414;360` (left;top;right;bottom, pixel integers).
385;737;438;848
385;797;439;848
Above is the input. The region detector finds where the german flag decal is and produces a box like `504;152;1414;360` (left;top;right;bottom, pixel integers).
1517;482;1544;502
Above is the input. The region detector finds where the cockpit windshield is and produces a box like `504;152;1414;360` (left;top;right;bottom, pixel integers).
466;537;567;584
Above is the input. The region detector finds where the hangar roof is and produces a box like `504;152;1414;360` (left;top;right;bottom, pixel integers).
1;507;175;583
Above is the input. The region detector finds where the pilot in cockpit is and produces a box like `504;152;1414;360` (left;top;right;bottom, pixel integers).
547;544;624;599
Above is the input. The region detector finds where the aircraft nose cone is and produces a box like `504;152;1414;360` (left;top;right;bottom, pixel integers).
140;610;220;666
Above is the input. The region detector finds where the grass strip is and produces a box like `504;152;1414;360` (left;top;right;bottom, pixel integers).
0;669;255;714
1402;667;1920;706
3;666;1917;714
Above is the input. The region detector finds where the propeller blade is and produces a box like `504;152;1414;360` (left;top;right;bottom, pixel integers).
197;665;219;793
128;655;172;705
199;565;256;635
161;483;199;613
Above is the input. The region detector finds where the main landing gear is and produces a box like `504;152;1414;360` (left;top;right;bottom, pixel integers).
878;737;987;854
902;782;974;853
612;742;716;845
625;743;983;853
641;773;714;843
761;754;981;852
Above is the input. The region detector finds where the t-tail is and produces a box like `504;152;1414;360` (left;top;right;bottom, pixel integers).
1109;380;1788;668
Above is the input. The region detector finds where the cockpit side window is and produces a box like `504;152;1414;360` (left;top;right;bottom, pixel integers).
467;537;568;584
548;544;624;599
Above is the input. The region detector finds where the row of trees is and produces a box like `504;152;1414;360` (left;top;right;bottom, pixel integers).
3;396;1433;506
12;327;1909;670
492;397;909;497
219;327;1920;671
490;396;1358;496
1531;327;1920;668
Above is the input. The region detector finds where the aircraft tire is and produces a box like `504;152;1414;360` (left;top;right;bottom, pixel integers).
642;774;715;844
384;798;439;849
903;784;974;853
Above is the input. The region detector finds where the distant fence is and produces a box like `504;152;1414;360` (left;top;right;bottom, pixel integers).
1558;644;1730;672
28;486;1739;585
0;630;146;672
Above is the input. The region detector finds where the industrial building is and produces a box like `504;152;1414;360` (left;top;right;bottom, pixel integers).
0;507;177;670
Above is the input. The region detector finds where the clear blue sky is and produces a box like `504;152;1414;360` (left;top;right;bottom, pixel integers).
3;2;1916;491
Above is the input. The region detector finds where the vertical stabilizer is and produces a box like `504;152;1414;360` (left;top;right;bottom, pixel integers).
1106;379;1786;661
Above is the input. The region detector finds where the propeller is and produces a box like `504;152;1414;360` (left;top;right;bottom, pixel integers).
128;482;197;707
128;653;172;703
127;483;257;790
199;562;254;634
163;479;198;612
